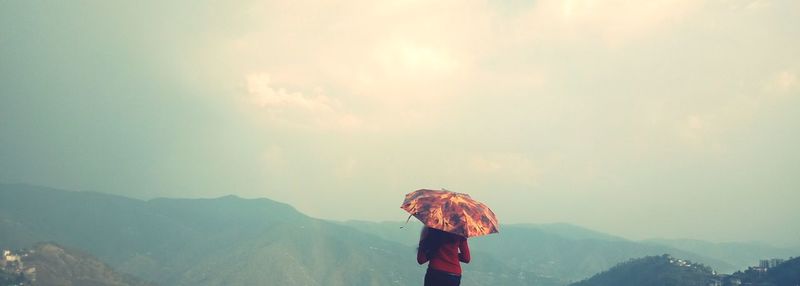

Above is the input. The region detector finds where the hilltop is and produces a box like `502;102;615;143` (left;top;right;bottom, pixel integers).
342;220;735;281
1;242;153;286
723;256;800;286
2;183;798;285
571;254;800;286
0;184;561;285
570;255;716;286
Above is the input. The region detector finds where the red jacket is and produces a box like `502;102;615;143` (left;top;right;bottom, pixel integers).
417;238;471;275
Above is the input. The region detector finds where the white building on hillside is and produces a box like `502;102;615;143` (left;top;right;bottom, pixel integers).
3;250;21;263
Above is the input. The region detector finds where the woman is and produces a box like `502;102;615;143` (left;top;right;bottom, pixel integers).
417;227;471;286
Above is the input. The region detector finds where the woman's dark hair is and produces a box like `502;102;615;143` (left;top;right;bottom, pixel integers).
418;227;462;259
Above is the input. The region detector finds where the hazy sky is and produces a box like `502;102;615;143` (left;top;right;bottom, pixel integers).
1;0;798;246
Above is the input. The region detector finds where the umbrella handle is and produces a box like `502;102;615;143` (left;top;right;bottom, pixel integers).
399;214;414;229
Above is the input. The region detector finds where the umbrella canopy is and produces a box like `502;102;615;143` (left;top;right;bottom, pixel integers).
401;189;499;238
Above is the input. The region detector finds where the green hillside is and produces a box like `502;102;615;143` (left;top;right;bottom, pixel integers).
344;220;734;281
0;184;562;286
644;239;800;273
0;242;154;286
570;255;716;286
508;223;627;242
7;183;789;286
724;256;800;286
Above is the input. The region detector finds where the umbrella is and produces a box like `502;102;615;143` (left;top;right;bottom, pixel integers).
400;188;499;238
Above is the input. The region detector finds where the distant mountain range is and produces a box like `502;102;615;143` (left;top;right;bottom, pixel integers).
20;242;154;286
570;255;716;286
725;256;800;286
343;220;737;281
0;184;559;285
642;238;800;273
1;183;798;285
571;255;800;286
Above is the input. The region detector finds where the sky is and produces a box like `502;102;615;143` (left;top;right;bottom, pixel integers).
1;0;798;246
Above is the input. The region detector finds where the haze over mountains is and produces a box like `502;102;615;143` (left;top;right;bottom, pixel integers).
571;255;716;286
9;242;154;286
571;255;800;286
2;183;798;286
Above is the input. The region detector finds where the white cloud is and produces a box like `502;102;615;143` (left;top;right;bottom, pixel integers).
216;0;712;135
668;69;799;151
744;0;771;10
675;114;719;151
245;73;362;130
246;73;333;112
687;115;705;130
468;152;539;185
766;71;798;95
335;157;359;179
370;40;461;81
511;0;704;48
155;0;800;242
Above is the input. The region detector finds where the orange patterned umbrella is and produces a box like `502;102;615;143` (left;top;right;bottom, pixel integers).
400;189;499;238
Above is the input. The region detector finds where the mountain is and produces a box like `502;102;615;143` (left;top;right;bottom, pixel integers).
454;224;734;282
571;255;800;286
0;184;563;286
337;221;625;246
22;242;154;286
343;220;734;281
336;220;425;247
570;254;716;286
725;256;800;286
508;223;627;242
0;184;309;283
11;183;785;285
643;238;800;273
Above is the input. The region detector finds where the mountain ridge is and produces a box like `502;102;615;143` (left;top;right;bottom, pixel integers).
643;238;800;272
0;183;565;286
1;242;155;286
3;183;797;285
570;254;716;286
340;220;736;280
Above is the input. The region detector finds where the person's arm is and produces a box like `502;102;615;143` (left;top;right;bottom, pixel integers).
417;244;429;264
417;227;429;264
420;227;429;240
458;238;471;263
